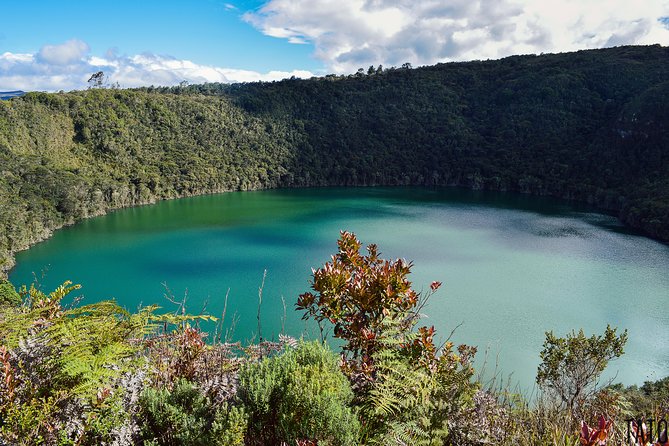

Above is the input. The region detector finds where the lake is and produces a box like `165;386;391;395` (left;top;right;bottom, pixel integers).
9;187;669;389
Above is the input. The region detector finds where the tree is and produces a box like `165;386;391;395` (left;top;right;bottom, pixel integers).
296;231;428;381
87;71;106;89
296;231;477;443
536;325;628;418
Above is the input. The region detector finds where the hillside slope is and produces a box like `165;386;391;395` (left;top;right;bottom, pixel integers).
1;45;668;274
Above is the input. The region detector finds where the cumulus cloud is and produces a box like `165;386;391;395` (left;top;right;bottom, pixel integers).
36;39;90;65
244;0;669;73
0;40;314;92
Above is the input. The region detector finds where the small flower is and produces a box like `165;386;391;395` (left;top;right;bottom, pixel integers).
430;281;442;291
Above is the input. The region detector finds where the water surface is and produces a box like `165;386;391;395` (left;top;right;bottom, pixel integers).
10;187;669;388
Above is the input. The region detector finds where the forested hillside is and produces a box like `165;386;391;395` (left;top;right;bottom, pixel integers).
1;45;668;274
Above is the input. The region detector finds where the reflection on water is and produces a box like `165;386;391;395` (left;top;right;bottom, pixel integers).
10;187;669;389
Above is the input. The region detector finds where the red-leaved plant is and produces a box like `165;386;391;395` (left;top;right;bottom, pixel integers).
628;419;669;446
580;415;611;445
296;231;475;391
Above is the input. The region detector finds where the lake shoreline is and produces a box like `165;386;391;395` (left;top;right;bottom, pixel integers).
3;181;665;281
10;186;669;389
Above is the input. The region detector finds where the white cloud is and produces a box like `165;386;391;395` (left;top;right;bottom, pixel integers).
0;40;315;91
244;0;669;73
37;39;90;66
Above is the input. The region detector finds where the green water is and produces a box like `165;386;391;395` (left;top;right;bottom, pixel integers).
10;187;669;388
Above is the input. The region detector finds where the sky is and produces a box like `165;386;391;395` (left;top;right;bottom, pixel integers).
1;0;668;91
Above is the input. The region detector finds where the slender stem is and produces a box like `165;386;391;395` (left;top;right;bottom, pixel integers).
257;269;267;344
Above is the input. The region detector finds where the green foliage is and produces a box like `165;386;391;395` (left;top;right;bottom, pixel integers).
0;394;63;445
536;325;628;419
298;232;478;445
0;279;20;306
237;340;359;446
1;282;150;396
611;375;669;418
2;45;669;278
0;282;147;443
297;230;428;382
77;391;132;446
359;341;478;445
137;379;247;446
0;280;219;444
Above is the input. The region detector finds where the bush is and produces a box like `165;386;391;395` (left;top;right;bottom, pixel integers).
537;325;627;420
358;343;477;446
136;379;247;446
0;281;216;445
0;282;149;444
237;340;359;446
297;232;478;445
0;279;20;306
611;375;669;418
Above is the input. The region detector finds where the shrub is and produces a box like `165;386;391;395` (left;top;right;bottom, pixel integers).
613;376;669;417
237;340;359;446
537;325;628;420
0;279;20;306
0;282;149;444
296;231;425;387
297;232;478;445
356;326;478;445
0;281;214;444
136;379;247;446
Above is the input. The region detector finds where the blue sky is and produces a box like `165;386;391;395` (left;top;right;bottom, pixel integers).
1;0;319;73
1;0;668;91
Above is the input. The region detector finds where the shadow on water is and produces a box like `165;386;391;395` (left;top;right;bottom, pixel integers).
9;186;669;388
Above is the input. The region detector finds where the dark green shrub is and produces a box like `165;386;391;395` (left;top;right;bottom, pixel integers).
0;279;20;306
137;379;247;446
238;340;359;446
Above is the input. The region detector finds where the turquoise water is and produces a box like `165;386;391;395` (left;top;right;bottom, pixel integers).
10;187;669;389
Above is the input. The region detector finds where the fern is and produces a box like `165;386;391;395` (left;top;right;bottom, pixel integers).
359;346;437;445
354;317;477;446
0;281;215;443
42;299;150;399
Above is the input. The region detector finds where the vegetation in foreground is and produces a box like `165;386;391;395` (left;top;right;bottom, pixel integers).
2;45;669;277
0;232;664;445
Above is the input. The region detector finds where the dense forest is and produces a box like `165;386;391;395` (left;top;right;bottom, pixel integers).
1;44;669;275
